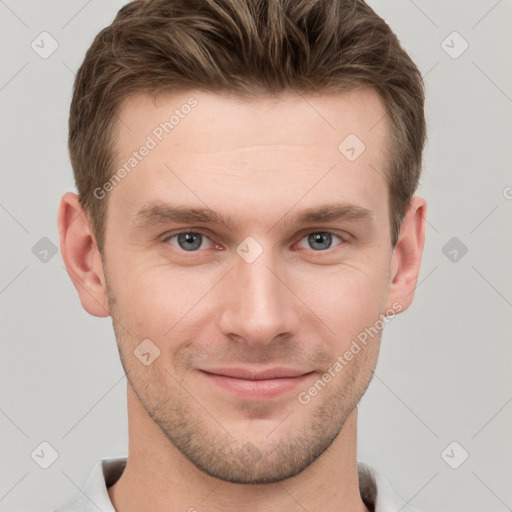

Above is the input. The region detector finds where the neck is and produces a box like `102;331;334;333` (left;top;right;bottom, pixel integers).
108;384;369;512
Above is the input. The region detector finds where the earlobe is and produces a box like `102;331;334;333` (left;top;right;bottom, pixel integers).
385;196;427;313
57;192;111;317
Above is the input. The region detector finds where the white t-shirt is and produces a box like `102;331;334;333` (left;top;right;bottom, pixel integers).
54;457;420;512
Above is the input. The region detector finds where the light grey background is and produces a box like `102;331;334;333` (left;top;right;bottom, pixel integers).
1;1;511;511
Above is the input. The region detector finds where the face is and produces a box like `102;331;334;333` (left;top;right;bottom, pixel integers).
99;89;399;483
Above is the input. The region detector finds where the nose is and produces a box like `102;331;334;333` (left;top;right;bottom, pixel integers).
217;244;301;347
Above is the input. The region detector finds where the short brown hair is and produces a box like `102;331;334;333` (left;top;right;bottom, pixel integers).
69;0;426;253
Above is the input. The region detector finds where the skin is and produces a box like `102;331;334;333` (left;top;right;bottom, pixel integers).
58;88;426;512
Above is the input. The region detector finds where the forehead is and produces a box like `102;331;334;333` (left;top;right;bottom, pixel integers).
108;89;390;232
115;88;389;156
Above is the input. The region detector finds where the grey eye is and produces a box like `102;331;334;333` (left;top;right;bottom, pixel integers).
170;232;208;251
296;232;343;251
308;232;333;250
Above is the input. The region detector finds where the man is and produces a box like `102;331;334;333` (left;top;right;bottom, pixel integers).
56;0;426;510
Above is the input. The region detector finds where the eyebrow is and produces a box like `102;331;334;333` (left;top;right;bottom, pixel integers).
133;201;374;231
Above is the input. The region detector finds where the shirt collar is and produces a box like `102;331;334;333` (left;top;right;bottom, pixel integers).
55;457;420;512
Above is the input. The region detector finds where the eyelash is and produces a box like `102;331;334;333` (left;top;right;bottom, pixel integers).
162;229;349;255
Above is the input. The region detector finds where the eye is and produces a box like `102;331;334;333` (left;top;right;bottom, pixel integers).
164;231;216;252
296;231;345;251
163;230;346;254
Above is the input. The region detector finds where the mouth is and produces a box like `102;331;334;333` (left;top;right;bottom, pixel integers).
198;367;315;400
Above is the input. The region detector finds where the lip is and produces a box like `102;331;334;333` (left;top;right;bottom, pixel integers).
199;367;315;400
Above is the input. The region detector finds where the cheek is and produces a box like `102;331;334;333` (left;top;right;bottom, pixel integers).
309;260;390;322
109;263;216;339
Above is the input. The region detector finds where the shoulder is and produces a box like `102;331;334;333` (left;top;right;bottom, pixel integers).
358;461;422;512
53;457;127;512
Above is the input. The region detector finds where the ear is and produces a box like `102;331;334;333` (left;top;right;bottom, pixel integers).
385;196;427;314
57;192;110;317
